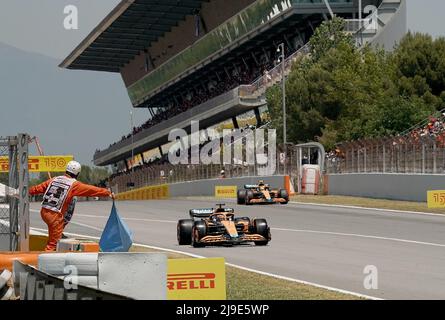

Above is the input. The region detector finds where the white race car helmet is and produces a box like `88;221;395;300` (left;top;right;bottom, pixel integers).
66;160;81;176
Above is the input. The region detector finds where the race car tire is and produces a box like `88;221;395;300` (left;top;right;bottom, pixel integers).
253;219;270;246
237;190;247;205
245;190;254;205
177;219;193;245
192;221;207;248
278;189;289;204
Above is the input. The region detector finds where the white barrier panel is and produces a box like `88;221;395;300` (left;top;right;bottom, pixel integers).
38;254;67;275
98;253;167;300
38;253;98;276
65;253;98;276
37;252;167;299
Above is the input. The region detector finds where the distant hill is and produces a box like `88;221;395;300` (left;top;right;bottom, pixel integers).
0;42;146;165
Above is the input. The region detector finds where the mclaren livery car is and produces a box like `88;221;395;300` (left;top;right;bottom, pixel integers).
177;204;271;247
237;181;289;205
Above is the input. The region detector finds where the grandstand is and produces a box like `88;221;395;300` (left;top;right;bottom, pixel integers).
61;0;406;192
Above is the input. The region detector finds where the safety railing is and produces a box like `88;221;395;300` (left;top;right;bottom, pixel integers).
238;44;311;98
326;135;445;175
327;107;445;174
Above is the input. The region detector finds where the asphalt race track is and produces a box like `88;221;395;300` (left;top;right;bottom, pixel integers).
30;199;445;300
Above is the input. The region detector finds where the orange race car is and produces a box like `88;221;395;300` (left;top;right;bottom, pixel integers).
177;204;271;247
237;180;289;205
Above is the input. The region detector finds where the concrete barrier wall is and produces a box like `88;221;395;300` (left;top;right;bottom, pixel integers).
328;174;445;202
169;175;286;197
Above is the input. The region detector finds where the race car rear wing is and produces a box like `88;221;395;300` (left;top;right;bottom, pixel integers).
189;209;213;218
189;208;235;218
244;184;270;189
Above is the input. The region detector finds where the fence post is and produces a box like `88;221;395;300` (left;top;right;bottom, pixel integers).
382;143;386;173
389;143;394;173
364;146;367;172
404;142;408;173
17;133;30;252
351;148;355;173
422;143;425;174
433;142;437;174
7;137;19;251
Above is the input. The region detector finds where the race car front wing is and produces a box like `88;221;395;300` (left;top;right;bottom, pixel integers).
199;233;267;244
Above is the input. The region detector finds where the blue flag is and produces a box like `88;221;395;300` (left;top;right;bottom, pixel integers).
99;201;133;252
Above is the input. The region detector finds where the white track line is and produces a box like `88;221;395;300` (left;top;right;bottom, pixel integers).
69;221;104;232
31;210;176;224
74;214;176;224
272;228;445;248
32;200;445;218
29;226;381;300
168;198;445;218
289;201;445;218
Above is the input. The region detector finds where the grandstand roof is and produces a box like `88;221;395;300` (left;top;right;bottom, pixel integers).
59;0;208;72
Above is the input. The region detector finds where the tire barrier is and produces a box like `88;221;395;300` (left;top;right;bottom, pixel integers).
115;184;169;201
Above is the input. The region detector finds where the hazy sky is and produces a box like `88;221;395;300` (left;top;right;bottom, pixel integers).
0;0;443;164
0;0;121;60
0;0;443;60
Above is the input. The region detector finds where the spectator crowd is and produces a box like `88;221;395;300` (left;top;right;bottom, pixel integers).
93;45;296;155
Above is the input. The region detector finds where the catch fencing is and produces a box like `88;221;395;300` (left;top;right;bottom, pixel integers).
0;135;29;251
326;135;445;175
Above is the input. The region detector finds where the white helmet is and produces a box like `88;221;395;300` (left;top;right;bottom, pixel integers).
66;160;81;176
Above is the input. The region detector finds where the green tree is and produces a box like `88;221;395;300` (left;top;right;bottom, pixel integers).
392;32;445;100
78;165;109;186
267;20;442;150
28;165;109;187
309;16;354;62
29;172;58;187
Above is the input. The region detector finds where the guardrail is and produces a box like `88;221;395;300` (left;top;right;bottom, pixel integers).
12;260;131;300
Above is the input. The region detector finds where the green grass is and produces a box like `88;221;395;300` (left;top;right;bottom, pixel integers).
291;194;445;214
130;245;361;300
